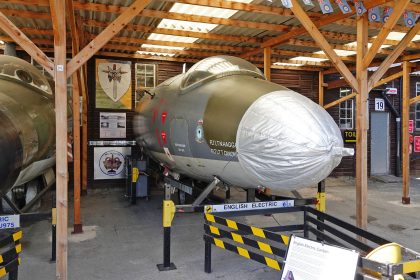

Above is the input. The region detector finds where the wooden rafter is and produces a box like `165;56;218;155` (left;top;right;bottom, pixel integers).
242;0;393;58
83;19;261;44
363;0;410;68
100;35;249;52
289;0;358;91
0;12;53;75
368;21;420;91
67;0;152;78
323;92;357;109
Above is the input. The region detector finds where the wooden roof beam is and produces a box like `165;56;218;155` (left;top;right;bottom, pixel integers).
67;0;152;78
368;21;420;91
289;0;358;91
164;0;321;18
83;19;261;44
0;11;53;75
241;0;393;58
363;0;410;68
73;2;292;32
93;34;249;52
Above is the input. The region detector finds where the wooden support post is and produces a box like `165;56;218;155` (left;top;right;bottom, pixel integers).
67;0;83;233
72;74;82;233
81;67;88;194
50;0;68;279
402;61;411;204
319;71;324;106
355;14;368;229
264;47;271;81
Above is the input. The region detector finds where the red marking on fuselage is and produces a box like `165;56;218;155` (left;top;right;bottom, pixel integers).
161;112;167;124
161;131;167;144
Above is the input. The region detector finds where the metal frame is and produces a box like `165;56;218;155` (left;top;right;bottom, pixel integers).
204;205;420;279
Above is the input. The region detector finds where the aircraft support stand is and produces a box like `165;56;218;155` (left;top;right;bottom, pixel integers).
192;177;220;207
157;185;176;271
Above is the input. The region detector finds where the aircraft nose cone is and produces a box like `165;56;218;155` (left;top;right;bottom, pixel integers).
236;90;353;190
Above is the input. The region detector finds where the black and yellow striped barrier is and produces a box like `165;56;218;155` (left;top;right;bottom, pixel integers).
204;212;291;274
0;230;22;279
205;213;290;245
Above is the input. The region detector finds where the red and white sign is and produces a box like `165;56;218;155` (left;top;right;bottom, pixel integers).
386;88;398;95
409;120;414;133
414;136;420;152
410;134;414;143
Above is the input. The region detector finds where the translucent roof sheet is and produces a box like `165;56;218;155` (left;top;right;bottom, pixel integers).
148;33;198;43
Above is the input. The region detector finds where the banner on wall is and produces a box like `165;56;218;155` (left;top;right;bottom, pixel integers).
96;59;132;109
94;147;131;180
99;112;126;138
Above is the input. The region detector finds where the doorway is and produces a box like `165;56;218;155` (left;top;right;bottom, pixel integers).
370;112;390;175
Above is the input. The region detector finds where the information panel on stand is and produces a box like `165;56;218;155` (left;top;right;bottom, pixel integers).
281;235;359;280
204;200;295;213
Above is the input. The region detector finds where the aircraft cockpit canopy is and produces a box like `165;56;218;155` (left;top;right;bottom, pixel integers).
181;56;265;88
0;55;52;95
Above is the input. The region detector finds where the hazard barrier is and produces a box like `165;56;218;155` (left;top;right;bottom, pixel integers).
204;205;420;279
0;230;22;280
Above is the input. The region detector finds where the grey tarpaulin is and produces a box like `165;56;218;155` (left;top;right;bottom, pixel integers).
236;90;354;190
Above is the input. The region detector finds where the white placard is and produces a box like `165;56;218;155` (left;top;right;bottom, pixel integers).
0;215;20;229
281;235;359;280
94;147;131;179
386;88;398;95
99;112;126;138
204;200;294;213
374;98;385;111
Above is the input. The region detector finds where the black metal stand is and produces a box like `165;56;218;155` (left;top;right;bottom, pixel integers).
204;238;211;273
157;227;176;271
8;269;18;280
246;189;255;202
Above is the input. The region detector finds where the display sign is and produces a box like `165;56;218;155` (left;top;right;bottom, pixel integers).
415;136;420;152
386;88;398;95
374;98;385;111
343;130;356;143
94;147;131;180
0;215;20;229
281;235;359;280
99;112;126;138
409;120;414;133
96;59;132;109
204;200;294;213
410;134;414;143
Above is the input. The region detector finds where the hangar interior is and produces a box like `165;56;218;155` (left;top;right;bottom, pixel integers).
0;0;419;279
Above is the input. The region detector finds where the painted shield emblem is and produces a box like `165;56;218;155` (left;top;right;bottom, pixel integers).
98;62;131;102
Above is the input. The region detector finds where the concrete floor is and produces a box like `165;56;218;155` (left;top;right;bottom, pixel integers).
18;176;420;280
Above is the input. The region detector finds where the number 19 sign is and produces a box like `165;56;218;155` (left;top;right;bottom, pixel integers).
374;98;385;111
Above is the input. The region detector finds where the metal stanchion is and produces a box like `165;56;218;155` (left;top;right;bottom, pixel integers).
204;237;212;273
51;207;56;262
157;184;176;271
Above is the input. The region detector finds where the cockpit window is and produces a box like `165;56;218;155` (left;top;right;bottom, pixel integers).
0;56;52;95
181;56;265;88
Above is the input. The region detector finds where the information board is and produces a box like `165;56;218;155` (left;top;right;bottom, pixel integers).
281;235;359;280
204;200;294;213
0;215;20;229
